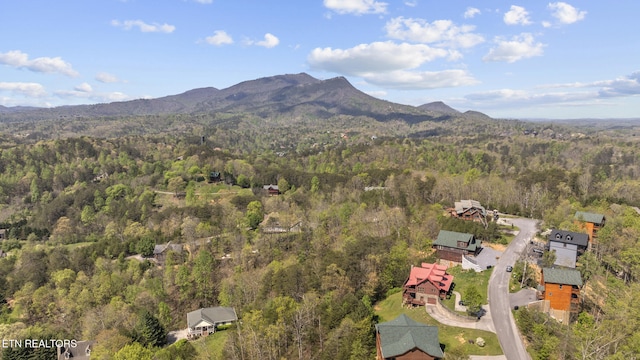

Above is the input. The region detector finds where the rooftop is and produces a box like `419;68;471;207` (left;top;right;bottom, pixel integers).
405;262;453;292
543;267;583;287
454;199;486;216
574;211;605;224
187;307;238;328
375;314;444;359
433;230;480;252
548;229;589;247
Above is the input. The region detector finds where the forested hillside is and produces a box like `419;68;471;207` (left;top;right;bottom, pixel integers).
0;112;640;359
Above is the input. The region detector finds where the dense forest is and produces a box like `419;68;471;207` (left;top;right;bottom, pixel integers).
0;113;639;359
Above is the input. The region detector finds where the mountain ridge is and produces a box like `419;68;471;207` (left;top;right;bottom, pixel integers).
0;73;488;124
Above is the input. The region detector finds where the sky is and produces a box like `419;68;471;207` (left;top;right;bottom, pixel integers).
1;0;639;119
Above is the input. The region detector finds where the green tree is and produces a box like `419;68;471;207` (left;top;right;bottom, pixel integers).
464;285;483;317
154;339;197;360
311;175;320;193
193;249;215;305
541;250;557;268
245;200;264;230
136;235;155;257
113;342;153;360
138;311;166;347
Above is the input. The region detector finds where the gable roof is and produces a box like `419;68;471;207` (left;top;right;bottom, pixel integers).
574;211;605;224
58;340;95;360
375;314;443;358
543;268;583;286
433;230;480;251
187;307;238;329
153;242;183;256
263;184;279;190
404;263;453;293
454;199;486;216
548;229;589;247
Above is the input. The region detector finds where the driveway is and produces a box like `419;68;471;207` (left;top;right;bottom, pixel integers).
425;301;496;333
510;288;538;308
474;246;503;269
488;217;538;360
167;328;188;345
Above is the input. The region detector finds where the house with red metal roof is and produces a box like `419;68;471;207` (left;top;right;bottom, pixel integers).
402;263;454;306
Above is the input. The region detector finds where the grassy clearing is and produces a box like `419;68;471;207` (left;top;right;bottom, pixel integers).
191;330;230;360
441;265;492;312
375;292;503;356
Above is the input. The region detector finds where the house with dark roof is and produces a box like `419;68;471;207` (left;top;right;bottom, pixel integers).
187;307;238;339
448;199;487;224
574;211;605;245
432;230;481;263
540;268;582;313
375;314;443;360
57;340;94;360
547;229;589;268
153;242;183;263
403;263;454;306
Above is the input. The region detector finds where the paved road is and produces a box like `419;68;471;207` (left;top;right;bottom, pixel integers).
488;217;538;360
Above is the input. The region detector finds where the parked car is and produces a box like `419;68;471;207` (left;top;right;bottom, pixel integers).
506;265;513;272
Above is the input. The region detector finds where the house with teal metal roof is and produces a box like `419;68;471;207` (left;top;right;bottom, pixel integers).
375;314;444;360
432;230;481;263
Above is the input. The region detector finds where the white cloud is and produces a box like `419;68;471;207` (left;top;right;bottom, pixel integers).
363;69;479;89
462;72;640;112
323;0;387;15
463;88;597;111
385;17;484;48
404;1;418;7
74;83;93;93
308;41;477;89
464;7;481;19
194;0;213;3
548;2;586;24
542;72;640;97
0;50;78;77
255;33;279;48
95;72;121;83
111;20;175;33
504;5;532;25
483;33;545;63
205;30;234;46
55;87;129;103
0;82;46;97
308;41;450;75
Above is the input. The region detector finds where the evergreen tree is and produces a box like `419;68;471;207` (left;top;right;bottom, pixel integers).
139;311;166;347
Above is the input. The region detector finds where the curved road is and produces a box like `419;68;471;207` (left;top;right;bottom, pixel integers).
488;217;538;360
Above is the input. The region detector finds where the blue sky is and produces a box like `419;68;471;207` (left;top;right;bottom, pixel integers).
1;0;638;119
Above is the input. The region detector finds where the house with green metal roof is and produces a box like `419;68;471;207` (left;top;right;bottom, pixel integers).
541;268;582;314
574;211;605;245
432;230;481;263
375;314;444;360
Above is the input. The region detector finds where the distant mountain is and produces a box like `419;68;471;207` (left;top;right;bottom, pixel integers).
463;110;492;120
418;101;460;115
0;105;40;114
0;73;474;125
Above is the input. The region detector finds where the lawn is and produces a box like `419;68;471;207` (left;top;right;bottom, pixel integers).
191;330;230;360
441;265;492;312
375;292;503;356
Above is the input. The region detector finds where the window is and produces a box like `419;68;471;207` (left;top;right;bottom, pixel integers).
559;284;563;289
